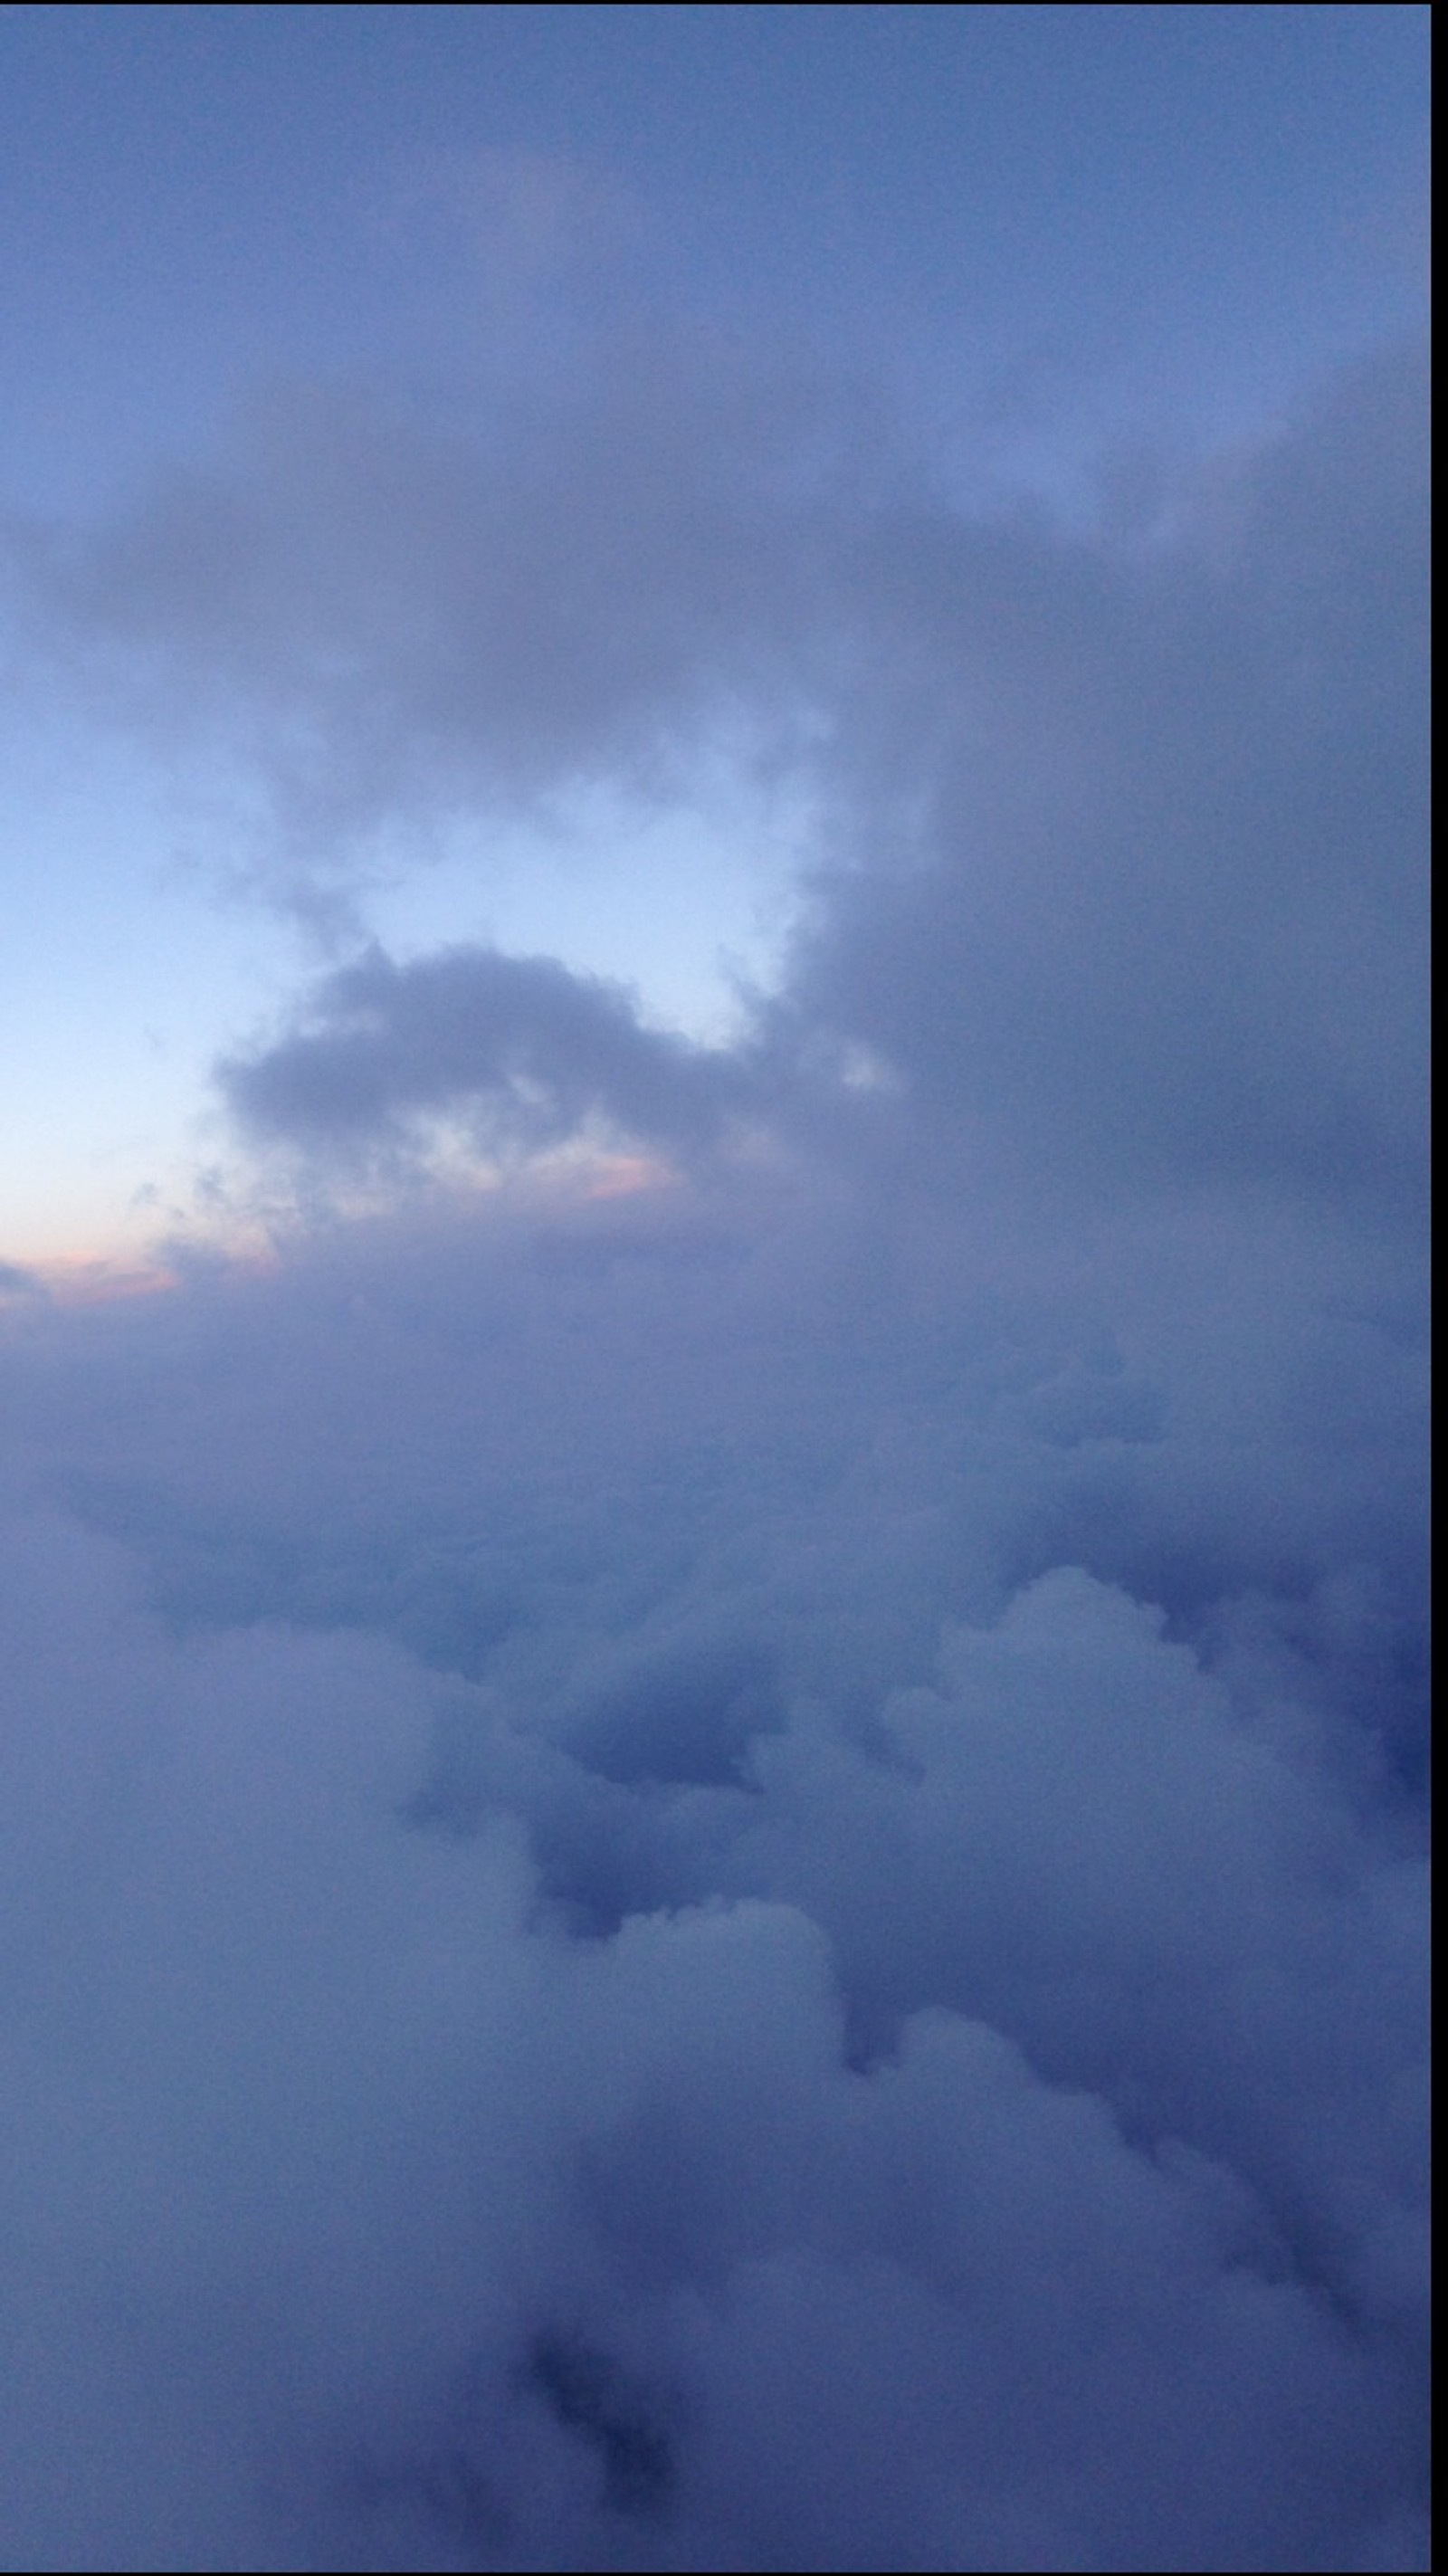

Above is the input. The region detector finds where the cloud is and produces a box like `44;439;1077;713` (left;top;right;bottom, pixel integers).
20;320;1417;1224
219;941;756;1178
0;1259;43;1300
0;329;1428;2567
772;342;1429;1218
0;1494;1426;2571
3;327;858;918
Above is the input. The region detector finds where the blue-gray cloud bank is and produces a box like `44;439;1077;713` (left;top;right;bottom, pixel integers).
1;336;1429;2571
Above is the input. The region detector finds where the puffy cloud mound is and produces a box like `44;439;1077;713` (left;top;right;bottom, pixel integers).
0;333;1428;2570
0;1502;1427;2574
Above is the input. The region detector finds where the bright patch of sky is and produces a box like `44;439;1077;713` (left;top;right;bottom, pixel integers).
364;772;814;1046
0;711;284;1255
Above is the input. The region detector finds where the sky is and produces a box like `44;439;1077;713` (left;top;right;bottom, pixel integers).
0;0;1430;1264
0;9;1432;2573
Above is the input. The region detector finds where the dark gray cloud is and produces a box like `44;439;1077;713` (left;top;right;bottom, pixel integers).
773;343;1430;1221
221;941;755;1173
0;332;1428;2570
4;335;860;910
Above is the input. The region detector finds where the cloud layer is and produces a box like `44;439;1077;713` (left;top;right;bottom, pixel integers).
1;328;1429;2571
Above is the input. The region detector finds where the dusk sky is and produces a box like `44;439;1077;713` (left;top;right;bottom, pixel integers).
0;9;1430;2572
0;1;1429;1264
